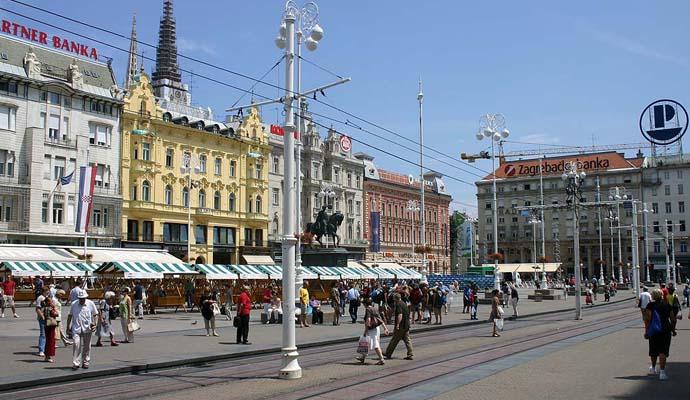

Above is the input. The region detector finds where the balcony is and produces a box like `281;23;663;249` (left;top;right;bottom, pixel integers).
45;136;77;148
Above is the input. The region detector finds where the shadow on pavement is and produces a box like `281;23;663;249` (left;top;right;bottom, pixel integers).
613;362;690;399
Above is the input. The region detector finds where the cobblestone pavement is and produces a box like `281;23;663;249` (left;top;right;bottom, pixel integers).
2;296;662;400
0;288;633;389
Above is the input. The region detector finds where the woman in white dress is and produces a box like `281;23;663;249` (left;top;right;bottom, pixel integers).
357;298;389;365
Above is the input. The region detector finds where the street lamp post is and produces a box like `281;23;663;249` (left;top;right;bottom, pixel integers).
642;203;651;283
606;208;617;282
671;230;677;283
475;114;510;290
529;214;541;283
609;187;628;284
407;200;420;271
596;176;604;282
417;81;428;283
181;154;200;264
563;161;586;320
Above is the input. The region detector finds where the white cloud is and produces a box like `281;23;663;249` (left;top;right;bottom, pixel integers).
516;133;560;145
178;38;217;57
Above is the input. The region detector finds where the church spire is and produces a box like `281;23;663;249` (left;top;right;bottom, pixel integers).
152;0;181;83
124;14;138;89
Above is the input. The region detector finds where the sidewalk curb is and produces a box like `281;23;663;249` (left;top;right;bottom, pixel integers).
0;295;634;393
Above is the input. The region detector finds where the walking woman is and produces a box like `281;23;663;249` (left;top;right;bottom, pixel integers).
43;291;59;362
95;291;119;347
200;290;219;336
356;298;389;365
490;289;502;337
119;287;134;343
644;288;673;380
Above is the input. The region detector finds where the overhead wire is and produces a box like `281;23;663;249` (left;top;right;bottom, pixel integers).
229;55;285;109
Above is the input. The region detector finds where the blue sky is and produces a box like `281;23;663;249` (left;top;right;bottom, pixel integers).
5;0;690;216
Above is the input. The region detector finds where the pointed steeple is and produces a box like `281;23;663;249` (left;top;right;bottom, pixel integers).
151;0;189;105
124;14;138;89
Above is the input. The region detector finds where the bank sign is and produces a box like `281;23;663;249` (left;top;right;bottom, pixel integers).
1;19;99;61
494;152;631;179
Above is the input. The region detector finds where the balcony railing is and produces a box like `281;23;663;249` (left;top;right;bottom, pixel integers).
45;136;76;148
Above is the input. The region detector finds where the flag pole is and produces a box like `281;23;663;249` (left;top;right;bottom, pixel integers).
83;149;89;260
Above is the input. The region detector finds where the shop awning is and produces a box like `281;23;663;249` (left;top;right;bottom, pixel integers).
96;262;164;279
332;266;361;279
345;262;378;279
241;255;275;265
0;246;79;262
65;247;183;264
0;261;53;276
304;266;340;280
228;264;269;279
194;264;237;280
296;266;318;280
379;264;422;280
155;263;198;275
42;262;95;277
371;268;395;279
256;264;283;279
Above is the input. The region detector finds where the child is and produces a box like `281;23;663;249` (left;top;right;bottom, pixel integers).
585;287;594;306
604;285;611;302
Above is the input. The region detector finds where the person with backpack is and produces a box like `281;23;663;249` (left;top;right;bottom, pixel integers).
644;288;674;380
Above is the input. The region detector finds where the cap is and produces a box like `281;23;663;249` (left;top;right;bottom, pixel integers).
77;289;88;299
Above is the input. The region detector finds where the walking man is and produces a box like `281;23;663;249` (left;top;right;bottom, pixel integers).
347;283;360;323
383;293;413;360
133;280;144;319
510;283;519;318
1;274;19;318
66;289;99;370
236;286;251;345
330;284;341;326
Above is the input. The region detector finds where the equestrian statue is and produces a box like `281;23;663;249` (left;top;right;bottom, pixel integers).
304;205;344;248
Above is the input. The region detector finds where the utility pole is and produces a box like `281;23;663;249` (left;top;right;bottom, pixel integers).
596;176;604;281
418;80;428;283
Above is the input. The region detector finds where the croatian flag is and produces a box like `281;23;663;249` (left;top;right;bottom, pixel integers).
75;165;96;233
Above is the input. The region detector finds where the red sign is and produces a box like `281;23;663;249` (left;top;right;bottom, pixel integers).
1;19;99;61
504;164;516;177
270;124;298;139
339;135;352;152
490;152;638;179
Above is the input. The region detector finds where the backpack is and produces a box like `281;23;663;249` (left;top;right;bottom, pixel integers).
646;308;663;338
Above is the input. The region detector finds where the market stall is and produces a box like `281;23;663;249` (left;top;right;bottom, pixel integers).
303;266;340;280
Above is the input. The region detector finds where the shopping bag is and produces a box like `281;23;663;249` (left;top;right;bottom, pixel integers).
356;335;370;355
495;318;504;331
212;304;221;316
497;306;505;318
128;321;141;332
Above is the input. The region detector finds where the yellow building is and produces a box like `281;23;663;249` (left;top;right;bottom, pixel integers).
120;73;270;264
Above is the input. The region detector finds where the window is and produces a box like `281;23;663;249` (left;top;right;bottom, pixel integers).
348;199;354;214
52;199;63;224
255;229;263;246
94;164;105;187
0;81;18;94
213;227;235;246
652;203;659;214
142;180;151;202
255;163;262;179
48;114;60;139
127;220;139;241
666;202;672;214
195;225;207;244
39;112;46;129
681;242;688;253
347;172;352;187
681;220;686;232
229;160;236;177
48;92;60;105
0;105;16;131
485;202;492;210
41;201;48;223
142;221;153;241
334;167;340;183
244;228;253;246
273;157;279;174
652;187;657;196
92;208;101;228
162;223;188;243
664;171;670;180
679;184;684;195
680;201;685;213
182;187;189;207
62;117;69;140
53;157;65;180
198;189;206;208
131;184;137;201
356;201;361;216
199;154;207;173
142;143;150;161
165;149;173;168
272;188;280;206
164;185;172;205
665;185;671;196
523;184;531;190
667;220;673;232
214;158;222;175
256;196;262;213
355;175;360;189
678;170;684;179
229;193;236;211
312;162;319;180
654;241;661;253
214;191;221;210
653;221;660;233
0;150;14;177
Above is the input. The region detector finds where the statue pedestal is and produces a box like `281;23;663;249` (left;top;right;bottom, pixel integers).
300;247;356;268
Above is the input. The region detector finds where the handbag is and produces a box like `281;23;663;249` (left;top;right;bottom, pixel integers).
45;317;57;327
128;321;141;332
495;318;504;331
356;335;370;355
233;315;240;328
212;303;221;316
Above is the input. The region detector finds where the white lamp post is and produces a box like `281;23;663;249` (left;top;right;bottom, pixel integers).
476;114;509;290
528;215;541;283
407;200;420;271
180;153;200;264
562;161;586;320
642;203;651;283
417;81;428;283
609;187;628;284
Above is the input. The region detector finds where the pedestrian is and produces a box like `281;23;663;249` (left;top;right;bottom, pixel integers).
356;298;389;365
119;287;134;343
462;284;471;314
268;291;282;323
133;280;145;319
1;274;19;318
604;284;611;302
330;283;341;326
33;275;44;302
298;281;310;328
592;278;598;301
310;297;323;325
470;284;479;320
383;293;413;360
184;278;195;312
421;284;431;324
262;285;273;319
666;283;681;337
42;290;59;363
432;288;443;325
347;282;360;323
200;290;219;337
683;284;690;308
66;289;98;370
585;285;594;306
339;281;348;317
490;289;503;337
236;286;251;345
95;291;119;346
54;289;73;347
644;288;673;380
224;283;234;321
510;283;519;318
409;284;422;324
35;286;50;357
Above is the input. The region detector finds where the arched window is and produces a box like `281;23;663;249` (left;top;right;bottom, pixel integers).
347;224;353;240
255;195;262;214
247;197;253;213
356;223;361;239
229;193;236;211
213;190;221;210
198;189;206;208
164;185;172;205
142;180;151;202
199;154;207;173
182;187;189;207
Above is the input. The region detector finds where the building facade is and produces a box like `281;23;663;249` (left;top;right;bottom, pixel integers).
120;74;270;263
267;110;367;259
476;152;645;279
0;27;122;246
360;154;452;274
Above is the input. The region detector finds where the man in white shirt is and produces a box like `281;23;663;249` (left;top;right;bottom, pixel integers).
638;286;652;323
66;289;99;370
347;283;360;323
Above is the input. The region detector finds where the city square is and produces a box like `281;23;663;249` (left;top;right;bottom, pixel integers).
1;1;689;399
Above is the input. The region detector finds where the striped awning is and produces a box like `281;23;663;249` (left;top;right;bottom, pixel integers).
96;262;164;279
155;262;198;275
382;266;422;280
371;268;395;279
0;261;53;276
256;264;283;279
304;266;340;280
42;262;93;277
332;266;361;279
346;262;378;279
194;264;237;280
227;264;269;279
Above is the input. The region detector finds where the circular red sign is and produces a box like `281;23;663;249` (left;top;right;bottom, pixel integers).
340;135;352;152
504;164;516;177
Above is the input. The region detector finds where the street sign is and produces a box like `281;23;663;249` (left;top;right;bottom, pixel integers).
339;134;352;152
639;99;688;145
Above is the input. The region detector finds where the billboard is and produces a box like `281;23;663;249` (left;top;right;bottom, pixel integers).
461;221;473;258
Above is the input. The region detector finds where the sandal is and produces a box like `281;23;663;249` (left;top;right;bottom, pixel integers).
376;360;385;365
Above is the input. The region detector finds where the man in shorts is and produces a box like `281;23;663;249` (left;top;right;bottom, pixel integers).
1;274;19;318
298;281;310;328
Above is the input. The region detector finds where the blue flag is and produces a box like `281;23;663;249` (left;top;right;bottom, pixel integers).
59;171;74;186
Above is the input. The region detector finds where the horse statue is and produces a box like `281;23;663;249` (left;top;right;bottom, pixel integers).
304;205;344;247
